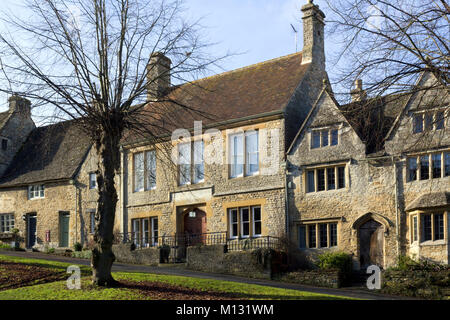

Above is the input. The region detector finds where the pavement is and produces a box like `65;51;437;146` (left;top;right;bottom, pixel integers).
0;250;413;300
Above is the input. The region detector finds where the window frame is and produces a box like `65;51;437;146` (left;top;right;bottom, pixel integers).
229;131;259;179
298;221;339;249
228;206;262;239
89;173;97;189
131;217;159;248
133;150;157;192
28;185;45;200
0;214;14;233
305;165;347;193
413;109;447;134
407;151;450;182
310;128;339;149
178;140;205;186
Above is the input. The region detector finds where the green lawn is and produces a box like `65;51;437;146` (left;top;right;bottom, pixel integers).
0;254;354;300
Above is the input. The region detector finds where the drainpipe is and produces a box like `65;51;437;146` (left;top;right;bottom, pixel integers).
282;161;290;240
70;179;78;246
392;156;400;259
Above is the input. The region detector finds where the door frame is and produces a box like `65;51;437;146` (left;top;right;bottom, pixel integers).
59;211;70;248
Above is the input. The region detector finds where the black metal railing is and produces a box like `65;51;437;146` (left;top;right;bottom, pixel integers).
114;232;281;251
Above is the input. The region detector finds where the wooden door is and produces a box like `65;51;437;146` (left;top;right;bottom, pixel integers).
59;212;70;247
359;219;384;269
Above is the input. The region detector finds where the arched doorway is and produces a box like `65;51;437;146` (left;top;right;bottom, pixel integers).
183;208;207;244
359;219;384;269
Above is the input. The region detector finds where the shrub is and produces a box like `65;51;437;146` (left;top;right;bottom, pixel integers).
73;242;82;252
0;243;12;249
394;255;450;272
317;251;353;285
47;248;55;254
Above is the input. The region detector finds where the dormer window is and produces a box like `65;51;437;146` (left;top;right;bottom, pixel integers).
413;110;446;134
28;185;45;199
311;128;338;149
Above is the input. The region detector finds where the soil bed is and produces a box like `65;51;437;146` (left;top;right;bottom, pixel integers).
0;261;66;291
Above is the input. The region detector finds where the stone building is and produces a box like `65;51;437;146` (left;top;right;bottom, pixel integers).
0;0;448;269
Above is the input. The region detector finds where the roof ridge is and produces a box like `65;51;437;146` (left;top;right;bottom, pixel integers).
183;51;303;86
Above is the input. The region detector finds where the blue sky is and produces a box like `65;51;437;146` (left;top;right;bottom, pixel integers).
0;0;337;112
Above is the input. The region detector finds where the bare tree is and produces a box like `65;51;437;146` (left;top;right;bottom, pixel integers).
324;0;449;99
0;0;227;286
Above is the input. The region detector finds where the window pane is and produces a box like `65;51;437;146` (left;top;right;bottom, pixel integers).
298;226;306;249
146;151;156;189
408;158;417;181
253;207;261;236
230;134;243;178
134;152;144;191
330;223;337;247
178;143;191;185
246;131;259;175
151;218;158;245
436;111;444;130
338;166;346;189
319;224;328;247
434;213;444;240
142;219;149;247
307;170;315;193
445;153;450;177
193;141;204;183
90;212;95;234
89;173;96;189
331;129;338;146
425;113;433;131
327;168;335;190
432;154;441;179
422;215;432;241
39;185;44;198
308;225;316;248
412;216;418;242
311;131;320;149
413;114;423;133
317;169;325;191
321;130;329;147
230;209;238;238
241;208;250;237
132;220;141;246
420;156;430;180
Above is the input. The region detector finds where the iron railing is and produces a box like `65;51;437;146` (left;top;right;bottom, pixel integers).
114;232;282;251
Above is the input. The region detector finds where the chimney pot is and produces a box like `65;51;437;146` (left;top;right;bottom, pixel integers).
351;79;367;102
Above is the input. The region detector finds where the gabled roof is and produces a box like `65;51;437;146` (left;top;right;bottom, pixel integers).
0;120;91;188
339;93;410;154
124;52;309;144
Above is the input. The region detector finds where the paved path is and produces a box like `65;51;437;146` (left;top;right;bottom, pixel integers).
0;250;410;300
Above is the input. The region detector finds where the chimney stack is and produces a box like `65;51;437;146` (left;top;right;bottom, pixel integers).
351;79;367;102
147;52;172;101
301;0;326;70
8;95;31;117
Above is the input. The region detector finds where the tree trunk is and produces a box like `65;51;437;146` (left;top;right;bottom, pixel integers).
91;130;121;287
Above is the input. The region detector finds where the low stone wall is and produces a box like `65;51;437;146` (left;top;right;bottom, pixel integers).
278;269;342;288
112;244;167;266
382;269;450;299
186;245;283;279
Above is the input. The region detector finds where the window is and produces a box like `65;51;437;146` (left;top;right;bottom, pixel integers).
420;155;429;180
413;114;424;133
308;225;316;248
229;209;239;239
252;207;262;237
0;214;14;233
299;222;338;249
228;206;261;238
413;110;446;133
89;210;96;234
229;131;259;178
432;154;441;179
131;217;158;248
311;128;339;149
412;215;418;242
306;165;346;193
434;213;444;241
408;158;417;182
1;139;7;151
178;141;204;185
407;151;450;182
319;224;328;248
89;173;97;189
134;151;157;192
28;185;44;199
422;214;432;241
298;226;306;249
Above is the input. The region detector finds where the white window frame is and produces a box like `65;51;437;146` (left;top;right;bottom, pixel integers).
151;217;158;246
229;131;259;178
240;207;251;238
193;140;205;184
134;151;157;192
28;185;45;200
229;209;239;239
252;206;262;237
134;152;145;192
146;150;157;190
245;131;259;176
